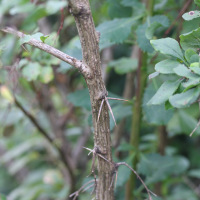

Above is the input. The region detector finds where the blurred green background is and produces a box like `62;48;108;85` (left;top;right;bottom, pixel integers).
0;0;200;200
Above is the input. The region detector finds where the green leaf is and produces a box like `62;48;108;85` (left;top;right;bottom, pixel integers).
22;62;41;81
155;59;182;74
67;89;91;110
108;58;138;74
190;62;200;75
137;15;169;53
96;15;143;48
180;27;200;51
188;169;200;178
185;49;197;63
137;154;188;184
108;0;132;19
19;35;32;45
0;194;7;200
178;109;200;135
165;100;174;110
182;78;200;92
22;8;47;26
117;143;134;151
46;1;67;15
190;54;199;63
195;0;200;7
40;35;49;43
147;79;183;105
39;66;54;83
9;3;35;15
150;38;186;64
169;87;200;108
121;0;144;8
145;21;162;39
173;65;200;79
143;84;174;125
182;11;200;21
31;32;43;41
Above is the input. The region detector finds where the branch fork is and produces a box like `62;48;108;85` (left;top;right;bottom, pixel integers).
82;147;157;200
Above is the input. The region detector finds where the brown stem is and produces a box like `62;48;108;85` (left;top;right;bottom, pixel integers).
14;96;76;195
0;27;92;77
154;125;168;196
68;1;114;199
164;0;193;37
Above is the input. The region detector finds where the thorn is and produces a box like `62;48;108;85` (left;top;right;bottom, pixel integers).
107;97;129;102
105;97;116;126
21;44;29;52
190;120;200;137
97;99;104;122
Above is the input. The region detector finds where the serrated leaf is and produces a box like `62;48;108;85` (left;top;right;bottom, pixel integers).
145;21;162;39
22;62;41;81
180;27;200;51
40;35;49;43
169;87;200;108
108;57;138;74
137;15;169;52
185;49;197;63
138;154;189;184
150;38;187;64
182;11;200;21
155;59;182;74
96;15;143;46
147;79;183;105
190;62;200;75
108;0;132;19
173;65;200;79
19;35;32;45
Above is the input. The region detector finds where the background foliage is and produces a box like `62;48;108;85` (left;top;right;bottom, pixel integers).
0;0;200;200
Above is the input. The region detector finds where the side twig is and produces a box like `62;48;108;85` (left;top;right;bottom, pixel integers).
83;147;157;200
69;180;96;200
1;27;91;77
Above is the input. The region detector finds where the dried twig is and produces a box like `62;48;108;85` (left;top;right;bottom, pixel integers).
69;180;96;200
83;147;156;200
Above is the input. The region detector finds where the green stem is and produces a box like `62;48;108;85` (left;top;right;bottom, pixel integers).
126;0;155;199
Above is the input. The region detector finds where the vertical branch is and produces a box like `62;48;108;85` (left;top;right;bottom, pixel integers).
113;45;139;149
126;0;155;199
154;125;168;196
67;1;114;200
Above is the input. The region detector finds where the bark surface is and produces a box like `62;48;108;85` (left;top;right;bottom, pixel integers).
68;1;114;199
